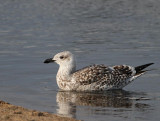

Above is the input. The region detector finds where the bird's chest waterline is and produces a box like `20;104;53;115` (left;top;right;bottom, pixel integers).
56;74;76;90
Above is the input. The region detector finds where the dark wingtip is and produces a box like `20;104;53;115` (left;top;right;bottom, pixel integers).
146;63;154;65
135;63;154;73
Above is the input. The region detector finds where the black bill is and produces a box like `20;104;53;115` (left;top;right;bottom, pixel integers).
44;58;55;63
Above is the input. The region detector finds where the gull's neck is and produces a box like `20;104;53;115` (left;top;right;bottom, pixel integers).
57;62;76;79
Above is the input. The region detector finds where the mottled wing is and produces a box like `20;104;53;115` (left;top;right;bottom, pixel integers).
73;64;135;88
73;64;113;85
111;65;135;83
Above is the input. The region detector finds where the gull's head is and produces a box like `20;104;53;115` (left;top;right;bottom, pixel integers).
44;51;76;67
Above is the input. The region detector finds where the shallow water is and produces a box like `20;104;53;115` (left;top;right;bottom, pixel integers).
0;0;160;121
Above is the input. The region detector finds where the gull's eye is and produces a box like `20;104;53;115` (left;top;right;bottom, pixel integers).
60;56;64;59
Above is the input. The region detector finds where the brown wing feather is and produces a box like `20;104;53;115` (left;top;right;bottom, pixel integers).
72;64;135;88
108;65;134;85
73;64;113;85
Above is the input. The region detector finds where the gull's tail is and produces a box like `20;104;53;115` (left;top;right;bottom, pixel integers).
135;63;154;75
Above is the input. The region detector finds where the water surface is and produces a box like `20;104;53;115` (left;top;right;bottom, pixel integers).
0;0;160;121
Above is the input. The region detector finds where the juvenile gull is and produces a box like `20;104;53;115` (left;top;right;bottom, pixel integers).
44;51;154;91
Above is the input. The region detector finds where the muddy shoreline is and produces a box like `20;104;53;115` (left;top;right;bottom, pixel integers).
0;100;79;121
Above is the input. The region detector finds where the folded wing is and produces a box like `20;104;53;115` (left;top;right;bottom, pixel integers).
73;64;135;89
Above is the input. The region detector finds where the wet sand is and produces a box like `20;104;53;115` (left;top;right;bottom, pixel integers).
0;100;79;121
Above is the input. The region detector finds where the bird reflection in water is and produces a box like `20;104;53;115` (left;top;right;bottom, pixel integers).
56;90;150;118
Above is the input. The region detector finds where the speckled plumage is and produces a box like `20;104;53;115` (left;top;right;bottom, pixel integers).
44;51;153;91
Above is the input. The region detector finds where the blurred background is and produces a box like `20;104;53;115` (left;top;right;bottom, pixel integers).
0;0;160;121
